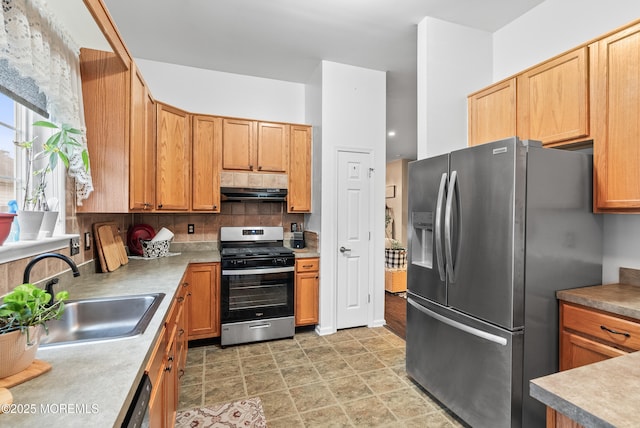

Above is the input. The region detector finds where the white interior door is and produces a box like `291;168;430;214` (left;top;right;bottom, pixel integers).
336;150;371;329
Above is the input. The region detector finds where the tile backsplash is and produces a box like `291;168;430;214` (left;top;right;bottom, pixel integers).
0;201;302;296
134;202;303;243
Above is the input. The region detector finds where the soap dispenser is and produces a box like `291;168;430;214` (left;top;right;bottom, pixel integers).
7;199;19;242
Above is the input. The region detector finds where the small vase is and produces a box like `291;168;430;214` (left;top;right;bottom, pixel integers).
0;326;41;379
17;210;45;240
39;211;59;238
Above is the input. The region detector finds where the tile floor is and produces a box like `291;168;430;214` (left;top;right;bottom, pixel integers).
179;326;466;427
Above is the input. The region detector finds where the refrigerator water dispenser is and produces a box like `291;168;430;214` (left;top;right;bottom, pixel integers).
411;212;433;269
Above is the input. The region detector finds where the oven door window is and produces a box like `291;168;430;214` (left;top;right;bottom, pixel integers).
222;270;294;322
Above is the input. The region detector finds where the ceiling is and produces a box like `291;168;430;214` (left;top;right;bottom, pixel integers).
101;0;544;161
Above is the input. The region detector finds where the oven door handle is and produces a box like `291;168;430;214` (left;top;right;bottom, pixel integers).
222;266;295;276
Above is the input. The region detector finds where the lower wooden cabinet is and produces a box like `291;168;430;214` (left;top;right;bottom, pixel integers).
553;300;640;427
146;276;190;428
559;301;640;371
295;258;319;326
187;263;221;340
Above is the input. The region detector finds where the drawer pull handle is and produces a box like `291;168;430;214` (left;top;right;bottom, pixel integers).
600;325;631;338
303;265;313;268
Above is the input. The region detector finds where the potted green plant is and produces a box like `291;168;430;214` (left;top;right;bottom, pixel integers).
15;121;89;240
0;283;68;378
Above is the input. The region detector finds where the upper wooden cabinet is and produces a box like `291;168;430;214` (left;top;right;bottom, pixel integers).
593;22;640;211
517;47;589;146
130;64;156;211
222;119;289;173
257;122;289;172
222;118;254;171
156;103;191;211
288;125;312;213
467;79;516;146
78;48;130;213
192;115;222;212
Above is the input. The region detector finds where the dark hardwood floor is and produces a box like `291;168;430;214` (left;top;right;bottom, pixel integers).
384;291;407;339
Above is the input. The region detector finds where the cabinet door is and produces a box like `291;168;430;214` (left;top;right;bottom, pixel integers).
593;22;640;211
78;48;130;212
288;125;312;213
222;118;255;171
517;47;589;146
192;115;222;212
295;258;319;326
130;64;156;211
467;78;516;146
148;368;165;428
257;122;289;172
560;330;626;371
187;263;221;340
156;103;191;210
164;323;178;428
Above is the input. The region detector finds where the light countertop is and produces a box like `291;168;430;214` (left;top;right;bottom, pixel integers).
530;281;640;428
4;250;219;428
530;351;640;428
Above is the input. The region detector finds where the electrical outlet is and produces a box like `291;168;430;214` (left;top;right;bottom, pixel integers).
70;237;80;256
188;224;195;234
84;232;91;250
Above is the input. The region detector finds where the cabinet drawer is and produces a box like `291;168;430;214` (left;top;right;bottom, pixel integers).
296;258;319;272
562;303;640;351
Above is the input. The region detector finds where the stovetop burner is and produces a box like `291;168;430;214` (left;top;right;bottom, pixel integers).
221;247;294;258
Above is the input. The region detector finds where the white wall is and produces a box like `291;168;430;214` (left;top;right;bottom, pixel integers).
493;2;640;283
494;0;640;81
135;58;305;122
416;17;492;159
316;61;387;335
304;64;323;234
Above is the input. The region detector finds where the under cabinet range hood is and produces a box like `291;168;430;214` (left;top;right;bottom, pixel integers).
220;187;288;202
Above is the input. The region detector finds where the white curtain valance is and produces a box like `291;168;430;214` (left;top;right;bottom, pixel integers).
0;0;93;205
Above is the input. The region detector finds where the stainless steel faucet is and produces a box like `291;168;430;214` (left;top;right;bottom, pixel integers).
23;253;80;299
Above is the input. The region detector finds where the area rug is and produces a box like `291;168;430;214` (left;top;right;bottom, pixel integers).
175;397;266;428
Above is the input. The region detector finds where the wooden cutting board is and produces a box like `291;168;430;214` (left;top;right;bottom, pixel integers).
93;222;128;272
0;360;51;388
0;388;12;410
98;225;121;272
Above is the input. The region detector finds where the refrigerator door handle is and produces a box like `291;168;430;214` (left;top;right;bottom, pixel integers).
434;172;447;281
408;298;508;346
444;170;460;282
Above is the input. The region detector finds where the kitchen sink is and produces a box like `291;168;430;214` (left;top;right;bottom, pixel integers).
39;293;165;347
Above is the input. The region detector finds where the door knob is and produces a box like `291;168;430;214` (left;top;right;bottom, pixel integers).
339;246;351;253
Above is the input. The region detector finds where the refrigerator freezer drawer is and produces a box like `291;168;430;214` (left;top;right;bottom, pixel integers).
406;297;524;428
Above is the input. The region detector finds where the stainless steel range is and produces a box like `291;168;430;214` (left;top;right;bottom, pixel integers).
219;226;295;347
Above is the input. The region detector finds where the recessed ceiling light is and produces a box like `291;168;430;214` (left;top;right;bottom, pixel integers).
387;131;396;137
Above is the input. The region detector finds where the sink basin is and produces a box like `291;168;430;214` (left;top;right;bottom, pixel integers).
39;293;165;347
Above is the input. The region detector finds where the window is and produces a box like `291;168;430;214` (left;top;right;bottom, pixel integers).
0;92;64;234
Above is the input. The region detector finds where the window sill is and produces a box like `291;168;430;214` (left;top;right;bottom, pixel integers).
0;234;79;265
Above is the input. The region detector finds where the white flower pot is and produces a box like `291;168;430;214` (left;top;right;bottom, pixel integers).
39;211;58;238
17;210;45;240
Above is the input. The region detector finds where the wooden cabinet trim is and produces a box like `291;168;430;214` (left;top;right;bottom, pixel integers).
82;0;132;68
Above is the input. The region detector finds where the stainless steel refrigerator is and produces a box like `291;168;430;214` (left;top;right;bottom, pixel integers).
406;137;602;428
